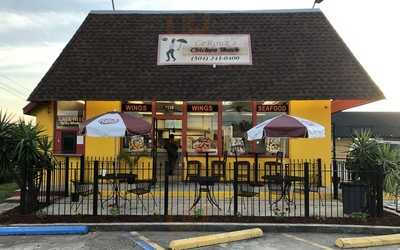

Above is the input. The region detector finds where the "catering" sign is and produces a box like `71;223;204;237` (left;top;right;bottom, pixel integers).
157;34;252;65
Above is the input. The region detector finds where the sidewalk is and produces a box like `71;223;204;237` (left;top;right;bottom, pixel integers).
0;188;19;215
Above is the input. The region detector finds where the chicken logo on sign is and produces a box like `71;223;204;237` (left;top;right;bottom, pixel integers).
161;37;188;62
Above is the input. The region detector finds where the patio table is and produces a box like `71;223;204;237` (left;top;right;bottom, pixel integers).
189;176;221;211
262;175;304;208
98;173;137;208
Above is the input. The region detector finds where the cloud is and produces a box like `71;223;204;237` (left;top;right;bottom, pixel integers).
0;11;85;46
0;0;109;13
1;0;399;115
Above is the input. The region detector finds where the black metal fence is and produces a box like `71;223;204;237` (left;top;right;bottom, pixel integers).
35;156;385;219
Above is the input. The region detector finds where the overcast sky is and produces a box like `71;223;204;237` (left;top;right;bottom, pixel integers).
1;0;399;119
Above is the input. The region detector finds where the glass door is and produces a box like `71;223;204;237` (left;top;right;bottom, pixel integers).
154;118;183;177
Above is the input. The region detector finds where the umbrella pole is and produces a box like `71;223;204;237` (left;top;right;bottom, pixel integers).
114;137;117;174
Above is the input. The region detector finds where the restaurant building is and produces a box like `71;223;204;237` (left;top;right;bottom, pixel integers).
23;9;384;175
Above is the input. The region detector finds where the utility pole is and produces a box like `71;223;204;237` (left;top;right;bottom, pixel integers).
313;0;324;9
111;0;115;11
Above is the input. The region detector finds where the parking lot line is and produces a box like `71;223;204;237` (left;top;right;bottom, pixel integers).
282;233;334;250
130;232;165;250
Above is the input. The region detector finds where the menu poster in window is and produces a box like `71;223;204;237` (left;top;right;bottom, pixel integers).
265;138;281;153
230;137;245;154
191;136;215;152
129;135;145;152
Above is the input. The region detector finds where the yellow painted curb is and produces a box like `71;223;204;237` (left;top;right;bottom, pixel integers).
169;228;263;250
335;234;400;249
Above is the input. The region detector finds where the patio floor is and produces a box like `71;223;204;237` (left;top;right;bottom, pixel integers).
39;182;344;218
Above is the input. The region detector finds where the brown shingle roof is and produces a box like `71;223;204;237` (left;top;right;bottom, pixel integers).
28;9;384;102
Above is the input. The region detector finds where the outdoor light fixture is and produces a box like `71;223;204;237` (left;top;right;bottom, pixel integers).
222;101;233;106
128;101;144;104
262;101;279;105
77;100;85;104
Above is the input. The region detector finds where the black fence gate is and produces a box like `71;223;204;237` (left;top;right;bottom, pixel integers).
36;156;384;219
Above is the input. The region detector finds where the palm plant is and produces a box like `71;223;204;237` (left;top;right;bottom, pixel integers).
347;129;400;190
378;144;400;194
346;129;381;183
0;111;14;179
0;111;54;213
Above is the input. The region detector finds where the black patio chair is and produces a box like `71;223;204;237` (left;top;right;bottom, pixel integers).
236;161;251;182
70;180;94;212
211;151;227;181
125;180;157;211
228;161;260;211
185;152;201;181
265;173;285;207
293;163;326;206
264;151;284;176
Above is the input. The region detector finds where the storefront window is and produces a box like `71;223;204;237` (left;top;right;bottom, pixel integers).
155;119;182;152
122;101;152;153
255;101;289;155
187;102;218;153
56;101;84;129
222;102;252;154
56;101;85;154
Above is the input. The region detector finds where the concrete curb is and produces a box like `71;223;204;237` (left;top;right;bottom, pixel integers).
336;234;400;248
7;223;400;235
169;228;263;250
0;225;89;236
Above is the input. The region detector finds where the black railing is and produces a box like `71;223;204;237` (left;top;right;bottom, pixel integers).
35;156;386;219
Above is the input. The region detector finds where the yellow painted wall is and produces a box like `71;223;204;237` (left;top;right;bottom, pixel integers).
289;100;331;165
32;102;54;147
289;100;332;185
85;101;121;157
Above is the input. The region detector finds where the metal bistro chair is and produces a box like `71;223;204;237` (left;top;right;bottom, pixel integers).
293;162;326;206
265;151;284;175
211;151;228;181
70;180;94;212
125;179;158;211
185;152;201;181
264;152;286;208
229;161;259;211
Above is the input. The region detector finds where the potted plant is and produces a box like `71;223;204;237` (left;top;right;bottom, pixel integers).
344;129;400;216
343;129;380;214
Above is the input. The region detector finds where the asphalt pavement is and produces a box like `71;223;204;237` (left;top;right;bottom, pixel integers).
1;231;400;249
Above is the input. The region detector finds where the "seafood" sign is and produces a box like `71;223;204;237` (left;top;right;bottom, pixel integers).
157;34;252;65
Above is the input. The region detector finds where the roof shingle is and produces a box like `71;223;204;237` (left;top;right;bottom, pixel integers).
28;10;384;101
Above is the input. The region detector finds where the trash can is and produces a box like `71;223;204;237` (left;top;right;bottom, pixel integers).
341;182;368;214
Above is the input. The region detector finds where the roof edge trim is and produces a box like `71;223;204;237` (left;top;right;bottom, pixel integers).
89;9;322;15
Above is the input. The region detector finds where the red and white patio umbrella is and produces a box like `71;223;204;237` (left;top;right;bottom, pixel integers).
79;111;151;137
247;114;325;141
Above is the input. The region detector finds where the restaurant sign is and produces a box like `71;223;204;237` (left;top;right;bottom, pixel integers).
256;104;288;113
157;34;252;65
188;104;218;112
122;104;152;112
